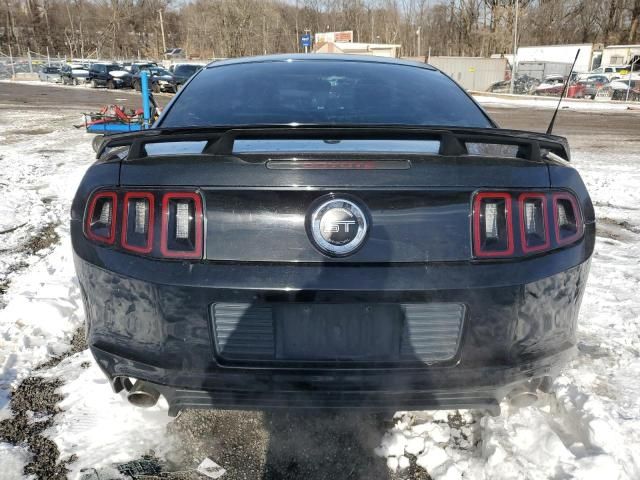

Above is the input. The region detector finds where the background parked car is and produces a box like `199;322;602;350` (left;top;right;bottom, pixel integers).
572;75;609;99
88;63;131;89
580;65;630;81
595;79;640;102
60;64;89;85
126;62;158;75
533;74;566;96
132;66;175;93
38;66;62;83
169;63;203;91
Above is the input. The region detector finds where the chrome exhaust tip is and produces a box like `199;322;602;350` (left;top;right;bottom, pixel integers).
127;380;161;408
507;379;541;408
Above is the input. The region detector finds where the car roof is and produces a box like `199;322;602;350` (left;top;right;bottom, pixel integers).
205;54;437;71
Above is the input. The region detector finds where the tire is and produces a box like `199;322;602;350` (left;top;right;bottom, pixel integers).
106;80;115;90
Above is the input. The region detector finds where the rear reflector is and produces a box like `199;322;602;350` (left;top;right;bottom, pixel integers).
519;193;550;253
85;191;117;244
553;192;583;246
160;192;203;259
473;192;514;257
121;192;155;254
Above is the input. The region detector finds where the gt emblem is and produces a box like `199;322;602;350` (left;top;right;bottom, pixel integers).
323;220;357;234
307;196;369;257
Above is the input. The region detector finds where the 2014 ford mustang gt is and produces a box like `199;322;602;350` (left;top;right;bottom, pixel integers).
71;54;594;416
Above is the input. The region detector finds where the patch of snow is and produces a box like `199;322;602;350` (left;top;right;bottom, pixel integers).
473;93;640;112
41;352;171;479
0;443;32;480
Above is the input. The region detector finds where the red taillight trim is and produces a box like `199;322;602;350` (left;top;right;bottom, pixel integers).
518;193;550;254
472;192;514;258
85;191;117;244
160;192;203;259
552;191;584;246
121;192;155;254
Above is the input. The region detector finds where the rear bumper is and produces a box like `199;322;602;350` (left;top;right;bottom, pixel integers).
92;345;573;416
74;240;591;414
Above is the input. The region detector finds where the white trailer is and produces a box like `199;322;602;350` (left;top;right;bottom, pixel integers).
515;44;599;74
427;56;508;91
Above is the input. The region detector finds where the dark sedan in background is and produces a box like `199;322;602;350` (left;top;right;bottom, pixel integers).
88;62;131;89
72;55;594;416
132;66;175;93
169;63;204;91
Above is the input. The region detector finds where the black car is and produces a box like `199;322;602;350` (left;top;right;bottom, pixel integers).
131;66;175;93
88;63;131;89
72;55;595;416
169;63;204;91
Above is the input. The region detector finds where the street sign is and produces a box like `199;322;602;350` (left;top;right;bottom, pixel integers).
301;34;311;48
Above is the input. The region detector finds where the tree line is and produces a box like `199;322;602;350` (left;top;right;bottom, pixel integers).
1;0;640;61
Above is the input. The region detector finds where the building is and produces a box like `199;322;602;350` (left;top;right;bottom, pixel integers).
601;45;640;66
313;42;401;58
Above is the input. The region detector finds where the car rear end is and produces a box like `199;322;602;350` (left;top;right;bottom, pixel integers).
71;56;595;416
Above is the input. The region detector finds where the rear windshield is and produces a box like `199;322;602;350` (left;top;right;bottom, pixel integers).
175;65;200;76
159;60;493;128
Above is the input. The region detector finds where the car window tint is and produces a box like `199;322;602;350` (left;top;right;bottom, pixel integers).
160;60;493;128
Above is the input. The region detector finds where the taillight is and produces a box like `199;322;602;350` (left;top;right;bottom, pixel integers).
473;190;583;259
121;192;155;253
473;192;514;257
553;192;583;246
160;192;203;259
84;189;204;260
85;191;117;244
519;193;550;253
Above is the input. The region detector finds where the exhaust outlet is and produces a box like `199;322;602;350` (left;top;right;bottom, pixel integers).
507;379;541;408
127;380;161;408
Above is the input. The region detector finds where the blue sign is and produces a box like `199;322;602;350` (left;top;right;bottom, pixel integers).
301;34;311;48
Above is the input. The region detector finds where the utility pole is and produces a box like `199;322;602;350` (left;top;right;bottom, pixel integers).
158;9;167;57
9;43;15;79
509;0;519;94
626;58;640;102
295;0;300;53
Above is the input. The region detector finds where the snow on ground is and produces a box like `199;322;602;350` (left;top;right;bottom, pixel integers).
474;93;640;112
0;104;639;479
0;109;171;478
41;352;171;479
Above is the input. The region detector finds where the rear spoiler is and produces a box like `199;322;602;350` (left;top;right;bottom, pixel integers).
96;125;571;163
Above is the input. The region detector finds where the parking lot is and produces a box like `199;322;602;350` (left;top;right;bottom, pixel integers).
0;81;639;480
